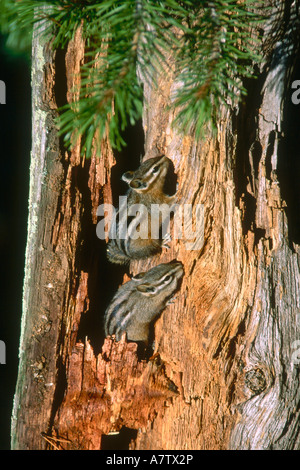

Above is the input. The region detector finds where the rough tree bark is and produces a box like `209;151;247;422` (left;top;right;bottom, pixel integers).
11;1;300;450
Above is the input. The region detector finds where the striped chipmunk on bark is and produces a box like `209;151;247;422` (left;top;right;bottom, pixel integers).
107;155;176;264
104;260;184;344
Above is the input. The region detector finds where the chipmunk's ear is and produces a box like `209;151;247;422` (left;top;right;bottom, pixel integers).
129;178;146;189
137;283;158;295
132;272;146;280
122;171;134;183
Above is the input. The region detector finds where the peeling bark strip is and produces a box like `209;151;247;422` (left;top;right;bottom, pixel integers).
12;1;300;450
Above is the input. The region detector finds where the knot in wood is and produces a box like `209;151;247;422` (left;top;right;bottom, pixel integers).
244;368;267;395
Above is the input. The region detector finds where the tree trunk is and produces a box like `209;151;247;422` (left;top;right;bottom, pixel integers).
11;2;300;450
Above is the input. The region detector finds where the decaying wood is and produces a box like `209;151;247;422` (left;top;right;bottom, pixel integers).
50;339;177;450
10;25;115;450
11;1;300;450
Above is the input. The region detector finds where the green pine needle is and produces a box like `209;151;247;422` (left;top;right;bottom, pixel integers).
0;0;266;156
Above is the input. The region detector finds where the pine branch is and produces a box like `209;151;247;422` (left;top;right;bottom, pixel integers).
0;0;266;155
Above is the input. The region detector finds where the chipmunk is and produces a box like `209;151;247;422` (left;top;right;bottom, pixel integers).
104;260;184;344
107;155;176;264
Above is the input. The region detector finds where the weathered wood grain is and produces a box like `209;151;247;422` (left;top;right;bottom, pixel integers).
11;1;300;450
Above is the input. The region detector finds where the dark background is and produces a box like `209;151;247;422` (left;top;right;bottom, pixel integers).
0;35;31;450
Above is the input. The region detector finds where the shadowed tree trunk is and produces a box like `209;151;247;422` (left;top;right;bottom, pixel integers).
11;1;300;450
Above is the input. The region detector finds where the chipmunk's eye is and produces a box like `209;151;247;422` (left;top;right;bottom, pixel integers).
152;165;160;174
163;275;172;283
